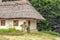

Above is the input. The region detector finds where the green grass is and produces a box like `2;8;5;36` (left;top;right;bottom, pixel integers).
0;28;60;37
0;31;60;40
0;28;60;40
0;28;23;34
0;32;59;40
42;31;60;37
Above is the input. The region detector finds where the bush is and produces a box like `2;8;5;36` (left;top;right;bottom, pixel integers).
0;28;23;34
7;28;22;34
37;20;54;31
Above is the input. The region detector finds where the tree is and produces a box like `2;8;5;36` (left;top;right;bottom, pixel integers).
29;0;60;31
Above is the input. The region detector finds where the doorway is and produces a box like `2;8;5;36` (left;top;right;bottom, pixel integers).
27;20;30;32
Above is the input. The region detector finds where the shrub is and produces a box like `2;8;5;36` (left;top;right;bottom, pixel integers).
0;28;23;34
7;28;22;34
37;20;54;31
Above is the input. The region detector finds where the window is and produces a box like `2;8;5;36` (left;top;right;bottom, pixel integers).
2;0;17;2
13;20;18;26
1;20;5;26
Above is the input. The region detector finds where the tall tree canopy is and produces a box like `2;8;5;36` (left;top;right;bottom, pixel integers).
29;0;60;31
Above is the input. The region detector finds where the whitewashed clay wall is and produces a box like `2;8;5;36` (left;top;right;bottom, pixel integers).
0;19;38;32
0;19;26;30
29;20;38;32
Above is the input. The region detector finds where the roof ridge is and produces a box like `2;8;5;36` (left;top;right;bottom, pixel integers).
0;1;31;6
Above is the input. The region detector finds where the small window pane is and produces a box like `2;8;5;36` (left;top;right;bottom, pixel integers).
13;20;18;26
1;20;5;26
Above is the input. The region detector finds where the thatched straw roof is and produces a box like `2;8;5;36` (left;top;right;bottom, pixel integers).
0;0;45;20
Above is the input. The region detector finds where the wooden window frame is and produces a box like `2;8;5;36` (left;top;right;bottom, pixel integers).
1;20;5;26
13;20;19;26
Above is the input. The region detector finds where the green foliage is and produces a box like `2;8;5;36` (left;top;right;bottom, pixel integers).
43;31;60;37
29;0;60;31
20;22;30;33
8;28;22;33
43;20;54;30
0;28;23;34
37;20;54;31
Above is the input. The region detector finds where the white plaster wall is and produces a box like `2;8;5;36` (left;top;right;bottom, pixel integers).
0;19;37;31
30;20;37;30
16;19;26;30
0;19;26;30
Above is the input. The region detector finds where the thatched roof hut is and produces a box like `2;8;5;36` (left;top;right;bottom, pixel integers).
0;0;45;33
0;0;45;20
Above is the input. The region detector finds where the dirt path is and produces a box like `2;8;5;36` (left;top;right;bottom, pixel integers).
56;37;60;40
0;33;60;40
1;34;57;40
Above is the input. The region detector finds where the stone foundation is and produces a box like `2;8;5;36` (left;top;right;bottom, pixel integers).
30;29;38;33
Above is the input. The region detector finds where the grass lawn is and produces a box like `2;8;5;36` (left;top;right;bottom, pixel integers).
0;32;60;40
